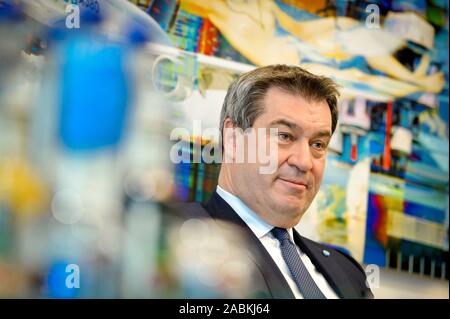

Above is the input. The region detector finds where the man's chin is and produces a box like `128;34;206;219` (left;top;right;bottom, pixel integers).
278;194;305;207
275;200;305;220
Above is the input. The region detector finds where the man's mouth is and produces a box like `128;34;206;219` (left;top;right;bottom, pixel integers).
277;177;308;190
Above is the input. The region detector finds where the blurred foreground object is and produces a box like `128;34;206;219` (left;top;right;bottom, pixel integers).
0;0;200;298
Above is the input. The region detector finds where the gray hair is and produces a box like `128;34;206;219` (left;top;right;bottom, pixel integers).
219;64;340;137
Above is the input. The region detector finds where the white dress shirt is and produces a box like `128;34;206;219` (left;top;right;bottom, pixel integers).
216;185;339;299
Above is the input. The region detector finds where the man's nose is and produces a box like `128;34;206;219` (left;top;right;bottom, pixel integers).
286;140;313;172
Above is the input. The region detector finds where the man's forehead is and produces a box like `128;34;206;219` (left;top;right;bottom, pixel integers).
259;90;331;128
262;86;329;112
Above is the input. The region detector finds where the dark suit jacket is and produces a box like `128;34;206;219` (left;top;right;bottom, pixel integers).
170;191;374;299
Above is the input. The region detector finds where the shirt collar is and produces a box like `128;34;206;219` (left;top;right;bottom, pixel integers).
216;185;295;241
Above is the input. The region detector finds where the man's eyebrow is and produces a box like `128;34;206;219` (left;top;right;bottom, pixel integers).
268;119;299;130
313;130;332;139
268;120;332;138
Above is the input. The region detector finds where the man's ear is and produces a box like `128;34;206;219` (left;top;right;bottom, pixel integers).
222;118;236;163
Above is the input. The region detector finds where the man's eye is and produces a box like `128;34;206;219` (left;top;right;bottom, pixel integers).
278;133;293;142
311;141;326;150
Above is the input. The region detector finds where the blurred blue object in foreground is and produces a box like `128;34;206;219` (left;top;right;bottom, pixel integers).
52;15;130;151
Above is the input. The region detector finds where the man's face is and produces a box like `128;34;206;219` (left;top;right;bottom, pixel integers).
227;86;332;228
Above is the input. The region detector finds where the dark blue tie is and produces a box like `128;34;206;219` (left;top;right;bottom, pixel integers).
271;227;326;299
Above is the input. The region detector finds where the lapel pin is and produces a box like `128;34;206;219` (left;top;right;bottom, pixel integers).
322;250;330;257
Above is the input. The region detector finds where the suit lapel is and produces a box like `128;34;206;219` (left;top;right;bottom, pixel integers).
292;229;361;299
204;192;295;299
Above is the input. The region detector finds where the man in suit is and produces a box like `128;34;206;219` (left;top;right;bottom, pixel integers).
176;64;373;299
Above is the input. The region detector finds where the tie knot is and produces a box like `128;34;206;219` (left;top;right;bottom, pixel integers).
271;227;291;242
